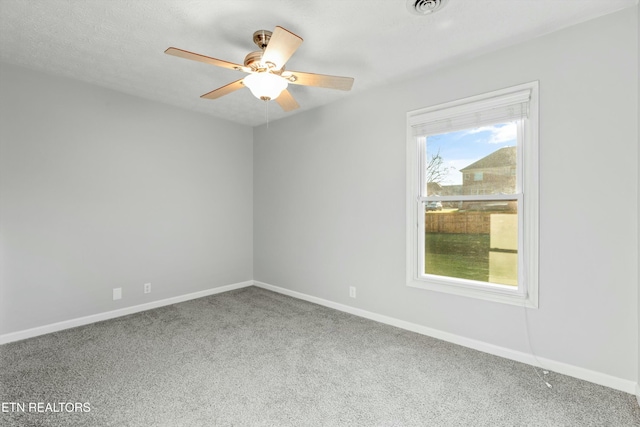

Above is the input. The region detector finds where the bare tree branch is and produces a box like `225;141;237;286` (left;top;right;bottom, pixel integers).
426;148;452;185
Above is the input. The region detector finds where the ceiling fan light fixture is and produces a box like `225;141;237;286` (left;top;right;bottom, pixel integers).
243;72;288;101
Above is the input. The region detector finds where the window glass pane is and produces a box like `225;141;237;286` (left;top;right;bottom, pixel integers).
425;122;518;196
424;200;518;286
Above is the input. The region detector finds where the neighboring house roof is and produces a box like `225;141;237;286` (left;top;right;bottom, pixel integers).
460;146;516;171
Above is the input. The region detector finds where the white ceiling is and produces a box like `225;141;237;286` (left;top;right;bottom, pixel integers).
0;0;636;127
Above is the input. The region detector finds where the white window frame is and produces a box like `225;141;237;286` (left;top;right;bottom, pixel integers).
406;82;539;308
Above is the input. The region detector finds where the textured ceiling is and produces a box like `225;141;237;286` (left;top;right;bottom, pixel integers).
0;0;636;127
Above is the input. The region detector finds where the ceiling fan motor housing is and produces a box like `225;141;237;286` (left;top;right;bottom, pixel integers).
244;51;264;70
247;30;278;71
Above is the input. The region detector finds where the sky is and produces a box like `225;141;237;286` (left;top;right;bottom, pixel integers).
425;122;517;185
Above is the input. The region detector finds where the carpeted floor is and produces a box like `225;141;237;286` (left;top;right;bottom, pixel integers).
1;286;638;426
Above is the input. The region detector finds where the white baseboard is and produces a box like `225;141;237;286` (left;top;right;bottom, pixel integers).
0;280;254;345
254;280;636;395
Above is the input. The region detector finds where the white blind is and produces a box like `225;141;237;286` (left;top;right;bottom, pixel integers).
410;89;531;137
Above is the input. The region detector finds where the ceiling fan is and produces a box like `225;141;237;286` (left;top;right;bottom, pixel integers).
165;26;354;112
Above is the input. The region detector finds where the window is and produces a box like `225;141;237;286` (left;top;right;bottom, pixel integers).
406;82;539;307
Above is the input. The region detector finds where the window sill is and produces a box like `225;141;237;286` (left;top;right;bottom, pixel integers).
407;276;538;308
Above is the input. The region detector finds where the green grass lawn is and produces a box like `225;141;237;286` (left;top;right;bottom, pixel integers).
425;233;490;282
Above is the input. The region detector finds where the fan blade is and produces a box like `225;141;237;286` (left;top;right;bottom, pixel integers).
165;47;248;72
200;79;245;99
262;26;303;70
286;71;354;91
275;89;300;112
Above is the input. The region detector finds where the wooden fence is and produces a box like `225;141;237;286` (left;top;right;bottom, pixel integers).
425;212;516;234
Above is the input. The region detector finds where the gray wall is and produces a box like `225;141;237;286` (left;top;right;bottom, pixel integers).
0;63;253;335
254;8;638;383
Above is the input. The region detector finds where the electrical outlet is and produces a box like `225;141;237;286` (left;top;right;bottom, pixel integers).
144;283;151;294
113;288;122;300
349;286;356;298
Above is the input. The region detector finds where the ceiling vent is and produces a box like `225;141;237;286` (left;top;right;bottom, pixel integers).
406;0;448;15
